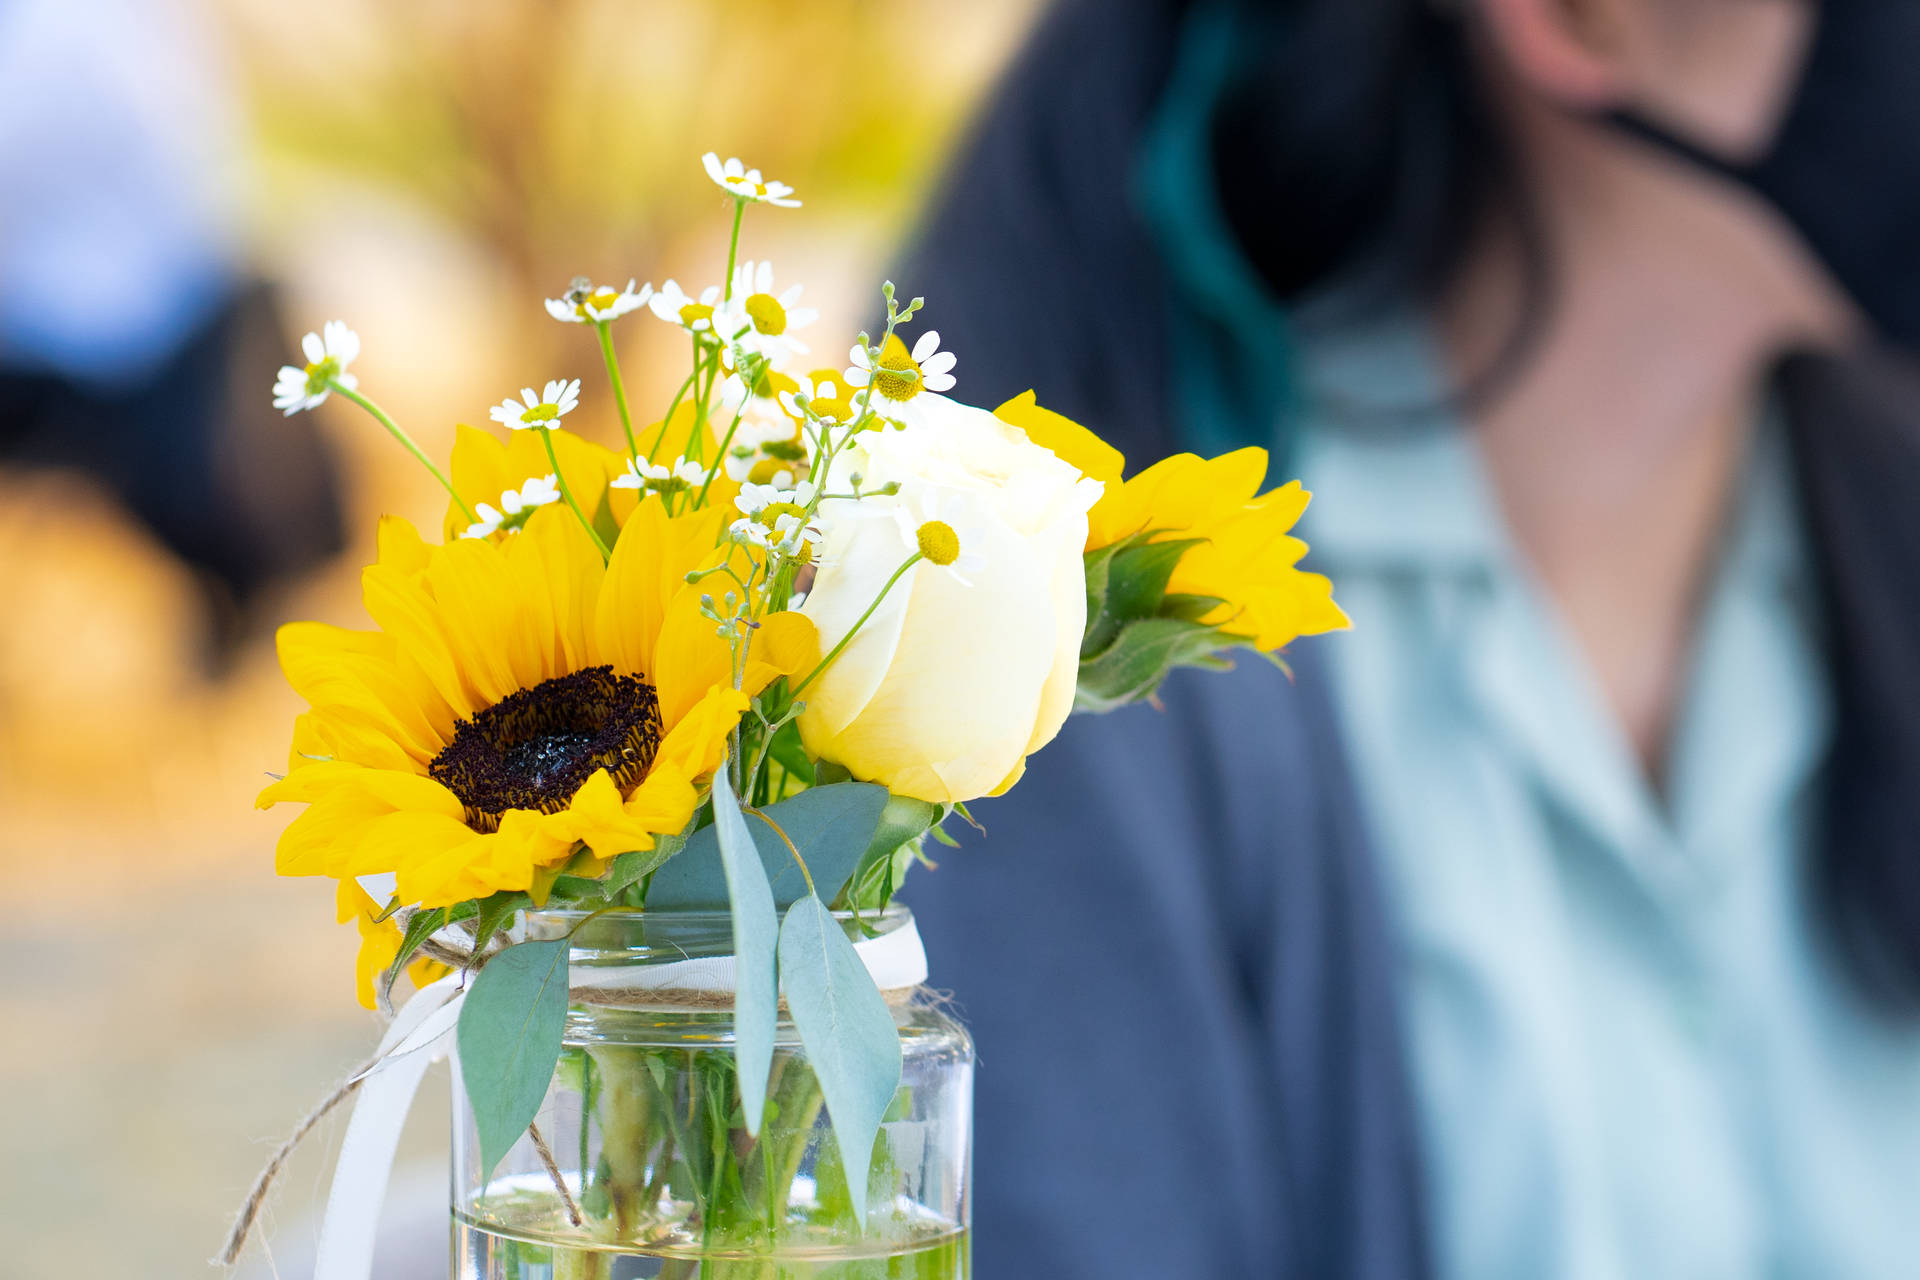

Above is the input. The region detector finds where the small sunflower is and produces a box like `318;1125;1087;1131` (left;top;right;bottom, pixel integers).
995;391;1350;651
260;501;817;910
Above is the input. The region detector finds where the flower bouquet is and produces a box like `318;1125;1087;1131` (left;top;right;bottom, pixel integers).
225;154;1346;1280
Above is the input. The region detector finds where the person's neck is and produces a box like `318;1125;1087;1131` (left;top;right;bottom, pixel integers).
1434;112;1850;782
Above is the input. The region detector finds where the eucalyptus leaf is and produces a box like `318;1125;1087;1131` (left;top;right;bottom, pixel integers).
709;763;778;1137
778;893;903;1232
649;782;889;909
456;937;570;1180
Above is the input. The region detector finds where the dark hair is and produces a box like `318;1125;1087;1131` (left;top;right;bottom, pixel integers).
901;0;1920;1012
898;0;1540;464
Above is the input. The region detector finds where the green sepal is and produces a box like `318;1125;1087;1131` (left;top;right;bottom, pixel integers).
1074;615;1235;714
838;793;941;912
469;891;530;957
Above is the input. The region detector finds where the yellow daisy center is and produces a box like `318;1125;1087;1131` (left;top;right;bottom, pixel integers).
745;292;787;336
916;520;961;566
302;356;341;392
874;346;923;403
747;457;793;485
521;402;561;424
576;288;621;318
758;501;808;526
428;666;661;832
680;302;714;328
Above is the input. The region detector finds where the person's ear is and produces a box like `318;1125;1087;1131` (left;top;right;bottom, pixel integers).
1475;0;1633;107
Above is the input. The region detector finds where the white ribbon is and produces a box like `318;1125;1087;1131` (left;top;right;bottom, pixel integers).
311;919;928;1280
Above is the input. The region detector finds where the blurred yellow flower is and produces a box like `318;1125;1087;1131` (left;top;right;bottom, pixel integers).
259;501;816;909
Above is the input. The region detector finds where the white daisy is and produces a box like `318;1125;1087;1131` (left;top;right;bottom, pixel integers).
771;511;824;561
715;261;816;369
272;321;361;416
778;374;852;424
735;476;817;517
489;379;581;430
545;277;652;324
844;331;957;427
701;153;801;207
895;493;986;586
460;474;563;538
461;502;507;540
612;455;708;493
649;279;723;334
729;517;773;550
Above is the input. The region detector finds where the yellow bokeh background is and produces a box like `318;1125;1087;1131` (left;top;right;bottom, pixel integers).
0;2;1036;1273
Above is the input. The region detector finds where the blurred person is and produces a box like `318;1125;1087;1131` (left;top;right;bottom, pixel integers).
903;0;1920;1277
0;0;343;655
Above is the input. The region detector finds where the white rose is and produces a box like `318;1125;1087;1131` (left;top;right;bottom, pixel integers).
797;394;1103;803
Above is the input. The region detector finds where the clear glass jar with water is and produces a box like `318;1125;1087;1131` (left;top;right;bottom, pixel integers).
451;906;971;1279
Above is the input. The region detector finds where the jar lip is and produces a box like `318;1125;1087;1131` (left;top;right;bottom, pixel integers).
525;902;916;962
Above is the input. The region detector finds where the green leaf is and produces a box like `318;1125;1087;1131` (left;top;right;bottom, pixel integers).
456;937;571;1180
708;762;778;1136
837;793;941;911
778;893;903;1232
649;782;890;909
1074;616;1233;713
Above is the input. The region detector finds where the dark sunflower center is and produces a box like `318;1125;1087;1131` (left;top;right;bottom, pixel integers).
429;666;662;832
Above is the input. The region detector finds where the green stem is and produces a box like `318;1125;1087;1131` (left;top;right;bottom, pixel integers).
593;321;639;459
721;198;747;302
695;407;746;507
537;426;612;559
328;381;476;524
788;553;923;700
649;359;700;461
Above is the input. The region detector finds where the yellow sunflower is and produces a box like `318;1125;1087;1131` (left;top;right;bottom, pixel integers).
995;390;1350;651
442;423;636;542
260;499;816;910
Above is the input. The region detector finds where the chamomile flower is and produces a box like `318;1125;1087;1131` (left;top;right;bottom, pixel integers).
896;494;986;586
715;261;816;367
779;373;854;424
461;474;562;539
612;455;708;494
545;277;652;324
845;331;957;427
701;153;801;207
489;379;581;431
729;517;773;550
272;321;360;416
649;279;722;334
736;476;818;517
771;512;824;562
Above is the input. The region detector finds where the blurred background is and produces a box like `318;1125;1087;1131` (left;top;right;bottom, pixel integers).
0;1;1038;1273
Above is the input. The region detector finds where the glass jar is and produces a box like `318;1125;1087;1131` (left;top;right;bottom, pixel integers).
451;906;972;1280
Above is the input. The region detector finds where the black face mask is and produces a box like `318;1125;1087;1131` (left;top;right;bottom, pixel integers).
1607;1;1920;347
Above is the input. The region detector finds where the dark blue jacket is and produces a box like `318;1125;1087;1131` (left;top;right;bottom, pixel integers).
906;646;1429;1279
